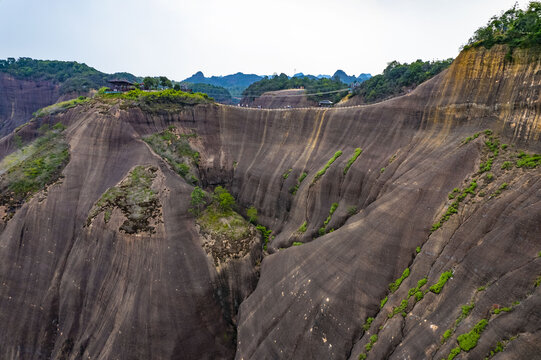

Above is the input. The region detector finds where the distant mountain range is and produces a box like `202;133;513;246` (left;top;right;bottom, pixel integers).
292;70;372;85
182;70;372;101
181;71;263;99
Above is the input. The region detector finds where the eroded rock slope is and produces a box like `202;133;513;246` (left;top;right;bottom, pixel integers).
0;45;539;359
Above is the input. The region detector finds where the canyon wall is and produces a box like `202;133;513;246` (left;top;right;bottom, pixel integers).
0;45;539;359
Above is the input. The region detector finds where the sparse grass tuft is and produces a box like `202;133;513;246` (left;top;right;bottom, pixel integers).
290;172;307;194
0;123;69;218
389;268;410;293
363;317;374;331
516;152;540;168
455;302;475;326
446;346;461;360
429;270;453;294
143;127;199;185
312;151;342;184
282;168;292;179
343;148;362;175
457;319;488;351
33;97;90;117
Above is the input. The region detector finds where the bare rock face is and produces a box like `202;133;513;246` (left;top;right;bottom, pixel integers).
0;45;539;360
0;73;63;136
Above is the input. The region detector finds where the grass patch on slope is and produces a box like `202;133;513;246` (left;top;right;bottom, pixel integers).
343;148;362;175
0;123;69;219
143;126;199;185
99;88;213;112
33;96;90;118
312;151;342;185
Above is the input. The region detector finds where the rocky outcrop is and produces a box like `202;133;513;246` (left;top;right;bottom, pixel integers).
0;45;539;359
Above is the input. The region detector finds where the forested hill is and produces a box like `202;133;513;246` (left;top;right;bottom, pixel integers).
464;1;541;52
351;59;453;104
182;71;263;99
0;57;139;94
242;73;349;103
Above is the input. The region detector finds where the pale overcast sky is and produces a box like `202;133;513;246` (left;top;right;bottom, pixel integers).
0;0;527;80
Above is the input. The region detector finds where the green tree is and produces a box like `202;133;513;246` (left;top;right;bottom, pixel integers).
143;76;158;90
247;206;258;223
159;76;172;88
189;186;207;215
214;186;235;212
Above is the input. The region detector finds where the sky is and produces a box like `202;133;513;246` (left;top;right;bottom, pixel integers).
0;0;528;80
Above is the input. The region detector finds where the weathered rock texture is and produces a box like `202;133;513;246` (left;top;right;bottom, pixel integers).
0;45;539;359
0;73;82;137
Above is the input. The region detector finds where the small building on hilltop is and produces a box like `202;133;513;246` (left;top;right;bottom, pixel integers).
108;79;136;92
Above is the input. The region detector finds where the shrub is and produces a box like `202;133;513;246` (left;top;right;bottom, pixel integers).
455;302;475;326
486;173;494;181
414;291;424;301
214;186;235;212
189;187;207;215
298;221;307;233
457;319;488;351
292;242;303;246
429;270;453;294
447;346;461;360
493;307;512;314
389;268;410;293
282;168;292;179
363;317;374;331
290;172;308;195
380;167;385;173
358;353;367;360
516;153;540;168
347;206;358;216
247;206;258;223
343;148;362;175
485;139;500;156
312;151;343;184
257;225;272;251
365;334;378;352
380;296;388;308
416;246;421;254
417;278;427;287
443;329;453;342
390;299;408;317
479;158;493;173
